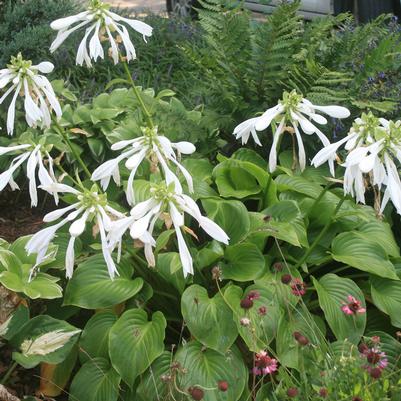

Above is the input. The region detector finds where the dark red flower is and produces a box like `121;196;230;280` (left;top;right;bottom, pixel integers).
290;278;306;296
370;367;382;379
358;343;369;354
319;388;328;398
188;387;204;400
287;387;298;397
281;274;292;284
240;298;254;309
293;331;309;346
218;380;228;392
247;290;260;301
258;306;267;316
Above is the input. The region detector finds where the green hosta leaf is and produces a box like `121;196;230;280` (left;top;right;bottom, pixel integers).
222;243;266;281
0;263;62;300
64;255;143;309
275;174;323;198
0;304;29;341
224;284;281;352
276;310;326;369
69;358;121;401
262;200;308;247
213;159;269;199
356;221;400;258
10;315;80;369
231;148;267;169
136;352;172;401
175;341;247;401
156;252;185;293
79;311;118;363
313;274;366;343
371;276;401;328
331;232;398;280
181;284;237;353
202;199;250;244
109;309;166;387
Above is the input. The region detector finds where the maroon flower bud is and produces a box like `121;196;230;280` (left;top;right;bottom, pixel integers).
189;387;204;400
295;334;309;346
240;298;254;309
352;397;363;401
319;388;328;398
281;274;292;284
358;343;369;354
287;387;298;398
370;367;382;379
258;306;267;316
218;380;228;392
263;214;272;222
371;335;380;344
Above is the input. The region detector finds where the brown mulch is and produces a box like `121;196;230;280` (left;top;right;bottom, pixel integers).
0;190;51;243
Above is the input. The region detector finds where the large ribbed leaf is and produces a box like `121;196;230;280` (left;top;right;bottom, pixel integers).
10;315;80;369
64;255;143;309
331;232;398;279
109;309;166;387
136;352;172;401
175;341;247;401
357;221;399;257
69;358;120;401
202;199;250;244
222;242;266;281
79;311;117;363
313;274;366;344
181;285;237;353
371;276;401;328
224;285;281;352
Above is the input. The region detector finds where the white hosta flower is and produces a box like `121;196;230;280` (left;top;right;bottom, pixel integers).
25;184;125;278
20;329;80;356
0;143;59;206
50;0;152;66
0;54;62;136
108;182;229;277
233;90;350;173
313;113;401;215
91;126;196;205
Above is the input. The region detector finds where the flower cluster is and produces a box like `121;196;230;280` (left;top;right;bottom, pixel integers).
312;112;401;214
341;295;366;315
0;53;61;135
0;143;59;207
91;126;195;205
233;90;350;173
107;181;229;277
50;0;152;66
26;183;125;278
252;350;278;375
359;342;388;378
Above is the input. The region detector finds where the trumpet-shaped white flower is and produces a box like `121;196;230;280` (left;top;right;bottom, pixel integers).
233;90;350;173
0;143;59;206
91;126;196;205
312;113;401;214
25;184;125;279
50;0;153;66
108;182;229;277
0;54;62;135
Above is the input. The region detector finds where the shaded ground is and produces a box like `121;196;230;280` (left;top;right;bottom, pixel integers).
0;190;49;242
